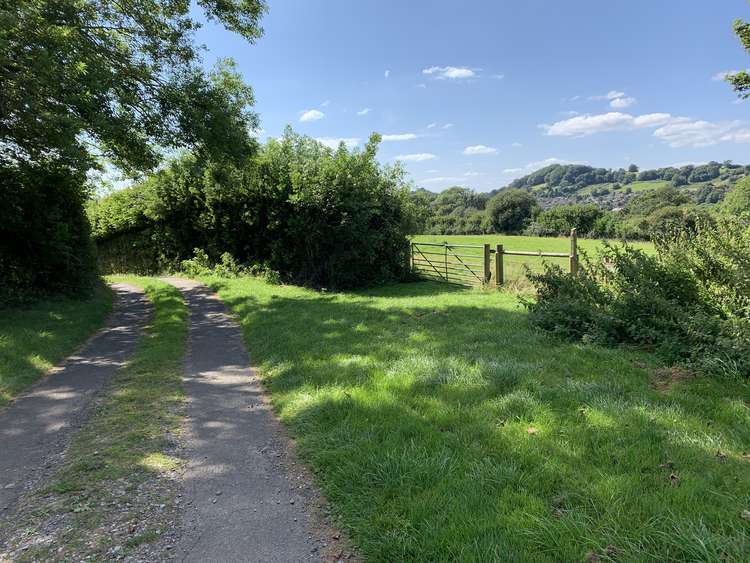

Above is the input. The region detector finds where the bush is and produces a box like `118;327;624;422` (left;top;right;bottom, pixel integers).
525;218;750;378
528;204;603;237
90;129;415;289
1;163;97;302
486;189;539;234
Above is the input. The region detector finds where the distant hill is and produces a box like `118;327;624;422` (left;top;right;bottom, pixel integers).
492;161;750;210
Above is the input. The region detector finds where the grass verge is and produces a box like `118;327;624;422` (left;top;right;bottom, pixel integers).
204;276;749;562
0;284;113;407
1;277;187;561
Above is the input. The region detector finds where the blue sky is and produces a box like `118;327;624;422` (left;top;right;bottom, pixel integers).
195;0;750;192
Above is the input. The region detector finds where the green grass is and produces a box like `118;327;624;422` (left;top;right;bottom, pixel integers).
203;276;750;562
7;277;188;560
412;234;654;283
0;285;113;407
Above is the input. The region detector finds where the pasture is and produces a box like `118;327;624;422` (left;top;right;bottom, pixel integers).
411;234;654;284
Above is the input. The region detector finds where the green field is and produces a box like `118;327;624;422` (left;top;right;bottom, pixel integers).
411;234;654;284
202;276;750;562
0;286;113;407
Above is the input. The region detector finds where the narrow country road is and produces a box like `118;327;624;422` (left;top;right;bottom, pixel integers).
0;283;151;519
163;278;325;563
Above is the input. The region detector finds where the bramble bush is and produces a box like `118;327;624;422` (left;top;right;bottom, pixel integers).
525;217;750;378
89;129;416;289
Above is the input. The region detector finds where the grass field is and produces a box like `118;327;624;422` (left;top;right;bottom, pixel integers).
6;277;188;560
412;234;654;284
203;276;750;562
0;285;113;407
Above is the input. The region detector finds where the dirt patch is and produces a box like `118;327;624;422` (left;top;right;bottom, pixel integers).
652;365;695;392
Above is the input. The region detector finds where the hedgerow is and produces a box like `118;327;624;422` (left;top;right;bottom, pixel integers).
89;129;416;289
525;217;750;378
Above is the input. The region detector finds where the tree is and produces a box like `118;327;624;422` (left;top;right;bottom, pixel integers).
1;0;266;298
486;189;539;233
628;164;639;173
728;18;750;98
1;0;266;172
722;177;750;215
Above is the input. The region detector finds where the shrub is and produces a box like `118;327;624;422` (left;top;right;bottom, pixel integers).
1;163;97;302
525;218;750;378
90;129;415;289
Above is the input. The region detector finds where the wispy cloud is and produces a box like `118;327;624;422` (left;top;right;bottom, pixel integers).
503;158;584;176
464;171;482;176
610;96;636;109
426;122;437;129
422;66;477;79
384;69;390;79
463;144;497;155
356;108;371;116
320;100;330;107
395;153;437;162
382;133;418;141
442;123;454;129
492;74;505;80
419;176;464;185
544;111;750;148
315;137;359;149
588;90;637;108
511;142;523;147
299;109;325;122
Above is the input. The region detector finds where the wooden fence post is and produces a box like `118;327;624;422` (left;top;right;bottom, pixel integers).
569;228;579;275
495;244;504;287
483;243;491;285
407;241;413;272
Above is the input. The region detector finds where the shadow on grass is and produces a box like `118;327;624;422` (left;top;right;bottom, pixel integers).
208;278;750;562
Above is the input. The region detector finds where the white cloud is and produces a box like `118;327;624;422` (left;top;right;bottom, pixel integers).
382;133;418;141
503;158;584;176
299;109;325;122
384;69;390;78
416;83;427;88
590;90;626;101
492;74;505;79
320;100;330;107
543;112;673;137
464;171;482;176
426;122;437;129
511;142;523;147
442;123;454;129
654;119;750;148
463;144;498;155
356;108;371;116
422;66;476;79
419;176;464;184
395;153;437;162
315;137;360;149
610;96;636;109
545;110;750;148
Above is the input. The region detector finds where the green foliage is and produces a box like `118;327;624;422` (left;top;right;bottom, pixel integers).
526;204;603;236
526;218;750;378
91;129;415;289
1;0;266;299
722;176;750;215
486;189;539;234
728;18;750;98
1;0;265;171
0;163;97;301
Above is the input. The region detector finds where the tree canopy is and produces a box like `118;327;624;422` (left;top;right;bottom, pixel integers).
728;17;750;98
0;0;266;173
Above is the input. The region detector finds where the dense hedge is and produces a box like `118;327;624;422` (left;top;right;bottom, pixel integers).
525;217;750;378
89;129;416;289
1;163;97;302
